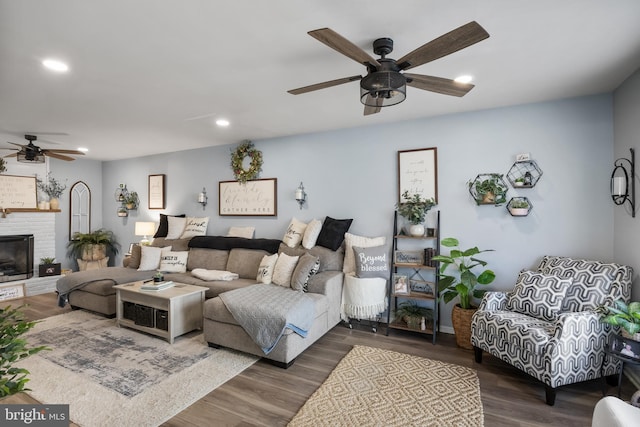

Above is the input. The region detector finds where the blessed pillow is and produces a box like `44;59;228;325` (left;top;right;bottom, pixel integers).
353;245;390;279
227;226;255;239
159;251;189;273
166;217;187;239
282;218;307;248
154;214;185;238
343;233;386;275
180;217;209;238
302;219;323;249
506;270;573;321
256;253;278;284
316;216;353;251
291;253;320;292
137;246;172;271
272;252;300;287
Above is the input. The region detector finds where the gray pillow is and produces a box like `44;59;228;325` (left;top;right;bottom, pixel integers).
353;245;389;279
291;253;320;292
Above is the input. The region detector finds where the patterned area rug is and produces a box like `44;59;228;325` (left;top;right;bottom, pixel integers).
19;310;258;427
288;345;483;427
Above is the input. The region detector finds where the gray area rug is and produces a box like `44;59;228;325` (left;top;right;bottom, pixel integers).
20;310;258;427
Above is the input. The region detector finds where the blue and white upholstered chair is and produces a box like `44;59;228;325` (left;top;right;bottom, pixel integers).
471;255;632;405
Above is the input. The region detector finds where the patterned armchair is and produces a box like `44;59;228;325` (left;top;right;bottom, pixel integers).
471;256;632;405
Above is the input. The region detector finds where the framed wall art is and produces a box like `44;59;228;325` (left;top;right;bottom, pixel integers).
0;282;25;302
398;147;438;203
394;250;424;266
0;175;37;210
219;178;277;216
148;174;165;209
393;274;409;295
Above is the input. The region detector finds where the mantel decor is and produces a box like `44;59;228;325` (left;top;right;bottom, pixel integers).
231;140;263;184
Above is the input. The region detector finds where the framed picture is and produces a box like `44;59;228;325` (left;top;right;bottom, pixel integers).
393;275;409;295
610;334;640;361
0;283;25;302
148;174;165;209
219;178;277;216
398;147;438;204
0;175;37;210
410;280;434;297
395;250;424;265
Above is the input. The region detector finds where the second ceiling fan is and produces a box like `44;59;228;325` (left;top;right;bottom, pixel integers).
288;21;490;115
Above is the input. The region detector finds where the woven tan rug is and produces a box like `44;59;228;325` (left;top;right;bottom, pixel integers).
288;345;483;427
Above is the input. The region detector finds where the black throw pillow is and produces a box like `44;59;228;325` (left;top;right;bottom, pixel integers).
316;216;353;251
153;214;186;238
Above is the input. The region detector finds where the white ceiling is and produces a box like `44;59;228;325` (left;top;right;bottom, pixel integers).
1;0;640;161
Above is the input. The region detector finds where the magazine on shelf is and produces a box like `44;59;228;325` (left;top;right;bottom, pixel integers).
141;280;174;291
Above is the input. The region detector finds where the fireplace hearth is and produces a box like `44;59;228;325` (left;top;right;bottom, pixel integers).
0;235;34;282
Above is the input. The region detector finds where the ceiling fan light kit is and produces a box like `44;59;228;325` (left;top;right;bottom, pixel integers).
289;21;490;115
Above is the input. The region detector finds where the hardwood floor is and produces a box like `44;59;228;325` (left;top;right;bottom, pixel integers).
4;293;635;427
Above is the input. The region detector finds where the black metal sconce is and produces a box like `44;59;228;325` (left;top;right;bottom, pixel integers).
611;148;635;218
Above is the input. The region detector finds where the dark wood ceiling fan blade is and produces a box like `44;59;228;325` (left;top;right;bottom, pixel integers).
404;73;474;97
397;21;489;70
7;142;24;148
308;28;381;68
44;152;76;161
288;75;362;95
363;94;383;115
44;149;85;155
3;153;17;158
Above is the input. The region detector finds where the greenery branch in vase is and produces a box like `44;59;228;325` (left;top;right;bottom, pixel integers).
600;300;640;341
396;191;436;237
431;237;495;349
36;173;67;210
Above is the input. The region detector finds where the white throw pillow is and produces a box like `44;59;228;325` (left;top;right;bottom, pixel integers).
282;218;307;248
180;217;210;238
227;226;255;239
343;233;386;275
159;251;189;273
272;252;299;287
166;217;187;239
137;246;172;271
302;219;323;249
256;253;278;284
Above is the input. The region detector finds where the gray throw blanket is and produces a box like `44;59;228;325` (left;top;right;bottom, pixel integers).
56;267;155;307
219;283;316;354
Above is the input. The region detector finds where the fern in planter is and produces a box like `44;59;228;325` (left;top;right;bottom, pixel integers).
0;306;49;397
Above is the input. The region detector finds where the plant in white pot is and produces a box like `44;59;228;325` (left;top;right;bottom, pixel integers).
396;191;436;237
431;237;495;349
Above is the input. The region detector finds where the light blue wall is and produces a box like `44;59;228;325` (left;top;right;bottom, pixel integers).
94;94;615;328
614;68;640;301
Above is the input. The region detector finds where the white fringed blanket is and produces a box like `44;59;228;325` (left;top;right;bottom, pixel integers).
340;275;388;321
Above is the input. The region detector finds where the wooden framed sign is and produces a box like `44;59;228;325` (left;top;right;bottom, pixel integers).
398;147;438;203
0;283;25;302
219;178;277;216
0;175;37;210
148;174;165;209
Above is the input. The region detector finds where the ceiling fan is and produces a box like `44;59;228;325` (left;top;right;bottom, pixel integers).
2;134;85;162
288;21;490;115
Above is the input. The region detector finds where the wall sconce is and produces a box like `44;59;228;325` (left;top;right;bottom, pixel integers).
611;148;635;218
295;182;306;209
198;187;208;210
135;221;156;246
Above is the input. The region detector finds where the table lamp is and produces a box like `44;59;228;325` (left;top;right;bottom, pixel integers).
135;222;156;246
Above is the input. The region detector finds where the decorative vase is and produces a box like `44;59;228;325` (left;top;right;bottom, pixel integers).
49;198;59;210
451;304;478;350
409;224;425;237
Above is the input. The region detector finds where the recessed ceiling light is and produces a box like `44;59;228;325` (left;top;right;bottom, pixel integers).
216;118;230;127
42;59;69;73
454;75;473;84
78;147;89;152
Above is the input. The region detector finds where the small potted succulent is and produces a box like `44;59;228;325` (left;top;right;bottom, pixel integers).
38;257;61;277
396;191;436;237
508;198;530;216
514;177;525;187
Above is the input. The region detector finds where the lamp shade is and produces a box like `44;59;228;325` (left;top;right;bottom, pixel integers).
135;222;156;237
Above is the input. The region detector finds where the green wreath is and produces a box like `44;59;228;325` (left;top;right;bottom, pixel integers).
231;140;262;183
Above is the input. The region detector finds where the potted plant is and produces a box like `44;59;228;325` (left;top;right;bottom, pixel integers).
66;229;120;263
396;191;436;237
508;198;530;216
0;305;49;398
468;174;507;206
394;301;433;330
514;177;525;187
38;256;61;277
36;173;67;210
600;299;640;341
117;206;128;217
124;191;139;210
431;237;496;349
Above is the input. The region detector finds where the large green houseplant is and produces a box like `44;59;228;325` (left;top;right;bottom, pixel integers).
431;237;495;349
0;305;49;397
67;229;120;262
396;191;436;236
600;300;640;340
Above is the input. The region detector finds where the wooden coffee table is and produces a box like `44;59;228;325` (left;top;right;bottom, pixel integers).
114;281;207;343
